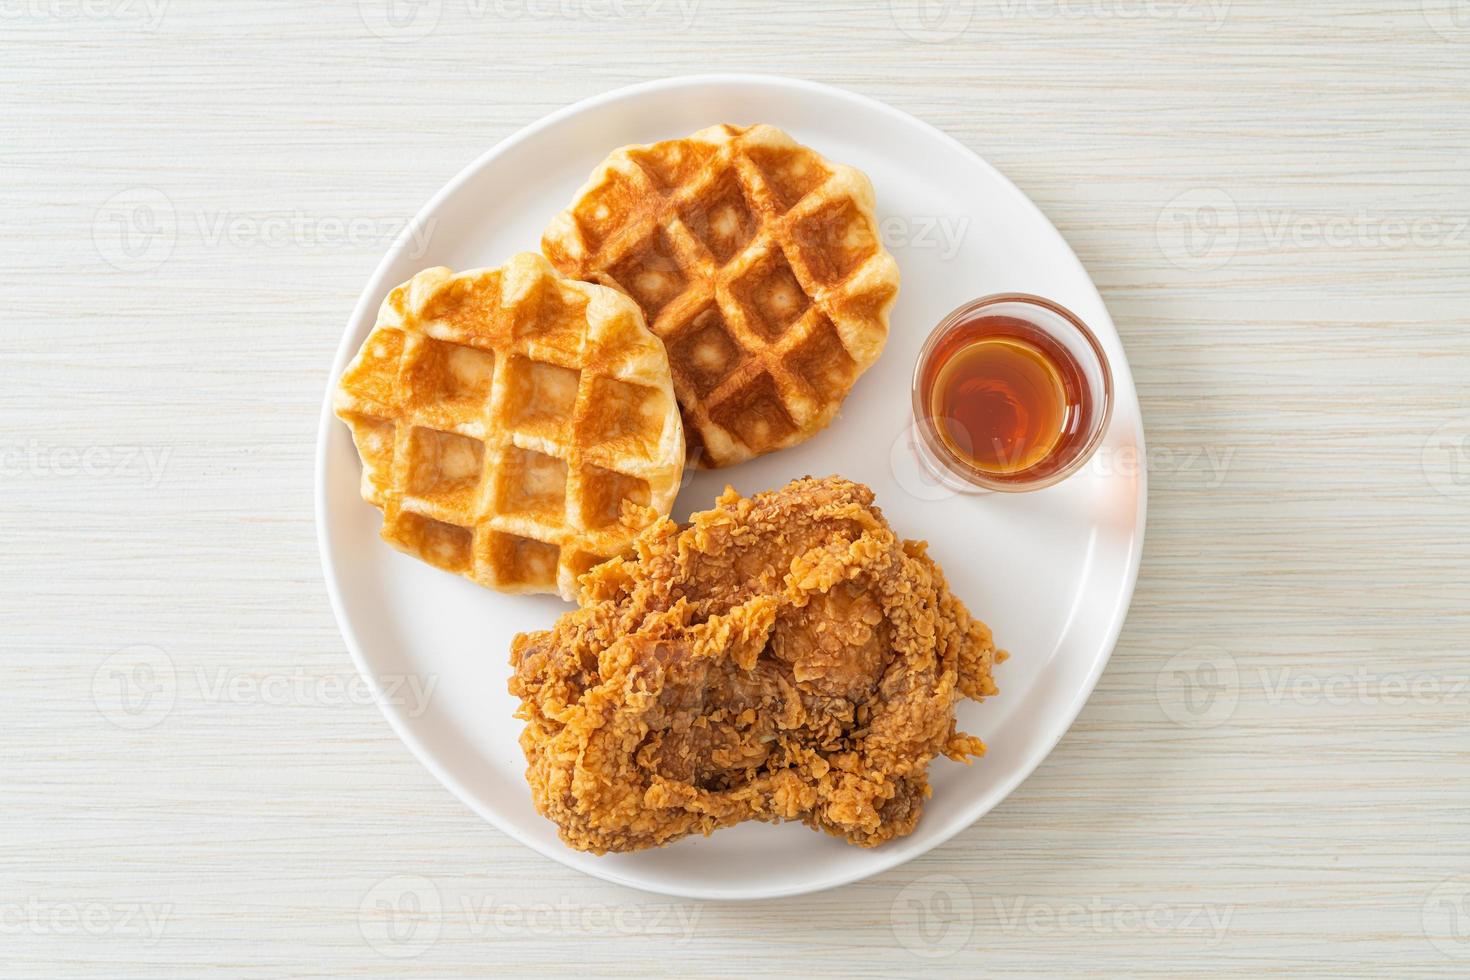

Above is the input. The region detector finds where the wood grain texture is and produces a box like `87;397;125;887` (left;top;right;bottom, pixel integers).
3;1;1468;976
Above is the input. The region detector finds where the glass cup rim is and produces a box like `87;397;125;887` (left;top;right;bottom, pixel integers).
910;292;1115;493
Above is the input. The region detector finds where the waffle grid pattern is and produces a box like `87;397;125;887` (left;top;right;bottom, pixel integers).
542;124;901;468
334;254;684;600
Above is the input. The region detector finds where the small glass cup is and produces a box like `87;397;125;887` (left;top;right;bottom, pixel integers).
910;294;1114;493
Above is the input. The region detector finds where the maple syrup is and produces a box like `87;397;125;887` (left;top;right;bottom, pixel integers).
913;296;1112;491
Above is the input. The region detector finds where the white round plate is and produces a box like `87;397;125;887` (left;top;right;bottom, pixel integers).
316;75;1146;901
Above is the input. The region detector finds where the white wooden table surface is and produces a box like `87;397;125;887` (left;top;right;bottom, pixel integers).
4;2;1469;976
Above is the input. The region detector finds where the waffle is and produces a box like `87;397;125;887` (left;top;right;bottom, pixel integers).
542;123;900;468
333;252;685;601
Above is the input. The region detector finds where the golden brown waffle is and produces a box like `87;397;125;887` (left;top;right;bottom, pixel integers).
333;253;684;600
542;124;900;468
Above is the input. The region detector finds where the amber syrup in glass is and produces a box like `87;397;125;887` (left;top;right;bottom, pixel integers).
919;314;1093;482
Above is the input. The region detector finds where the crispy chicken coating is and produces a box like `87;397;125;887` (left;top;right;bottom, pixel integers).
509;477;1002;853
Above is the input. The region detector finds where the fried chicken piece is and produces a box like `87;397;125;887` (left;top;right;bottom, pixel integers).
508;476;1003;854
